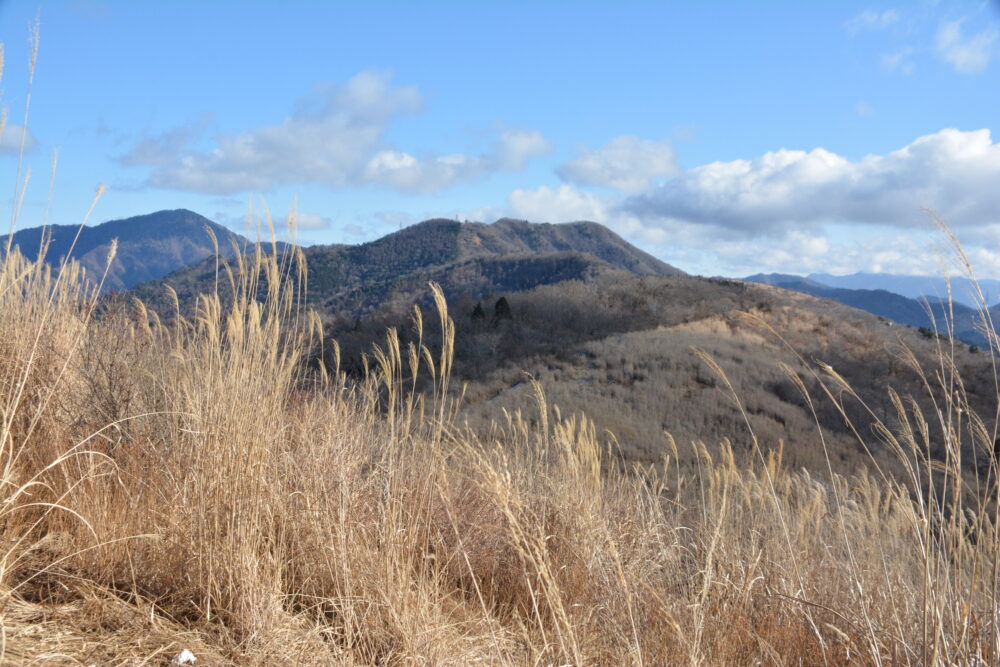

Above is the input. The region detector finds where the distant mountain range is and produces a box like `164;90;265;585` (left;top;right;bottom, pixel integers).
2;209;682;318
807;272;999;309
0;209;256;292
744;272;993;345
6;208;994;350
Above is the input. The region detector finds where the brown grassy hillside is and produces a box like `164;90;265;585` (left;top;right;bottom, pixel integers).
330;273;995;486
3;242;999;664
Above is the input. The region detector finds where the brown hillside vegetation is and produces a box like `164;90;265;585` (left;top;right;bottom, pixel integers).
332;272;995;485
2;243;1000;664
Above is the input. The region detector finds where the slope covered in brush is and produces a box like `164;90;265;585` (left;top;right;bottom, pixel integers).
330;273;994;483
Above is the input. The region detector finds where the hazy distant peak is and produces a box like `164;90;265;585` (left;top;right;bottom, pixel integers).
1;209;253;292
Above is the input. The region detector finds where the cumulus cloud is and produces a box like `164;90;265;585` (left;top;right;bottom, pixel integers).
936;19;998;73
498;181;976;276
556;135;679;192
502;189;967;276
621;128;1000;233
0;123;38;154
123;71;418;193
845;8;901;34
122;71;549;194
489;128;1000;276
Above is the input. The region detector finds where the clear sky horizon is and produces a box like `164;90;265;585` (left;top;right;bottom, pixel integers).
0;0;998;277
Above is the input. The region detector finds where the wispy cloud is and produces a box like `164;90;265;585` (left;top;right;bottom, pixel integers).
880;47;915;74
845;8;900;34
121;71;551;194
935;18;998;73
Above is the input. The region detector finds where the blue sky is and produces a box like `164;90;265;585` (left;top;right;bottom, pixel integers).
0;0;998;277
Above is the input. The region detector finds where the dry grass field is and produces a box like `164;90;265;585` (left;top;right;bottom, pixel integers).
2;237;1000;665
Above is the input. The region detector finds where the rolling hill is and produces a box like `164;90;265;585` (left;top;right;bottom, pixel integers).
324;271;992;484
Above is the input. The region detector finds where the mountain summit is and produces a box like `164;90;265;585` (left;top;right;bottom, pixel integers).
1;209;253;292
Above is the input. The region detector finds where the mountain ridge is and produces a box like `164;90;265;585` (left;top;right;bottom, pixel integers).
743;273;991;345
806;271;1000;309
132;215;685;318
0;209;257;292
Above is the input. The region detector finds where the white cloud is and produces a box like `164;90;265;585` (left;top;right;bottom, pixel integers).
363;129;551;192
124;116;212;166
855;101;875;117
122;71;550;194
881;47;915;74
621;128;1000;234
496;181;989;276
508;184;613;223
363;150;456;191
936;19;998;73
701;230;952;277
0;123;38;154
846;9;901;34
496;129;553;169
293;212;332;230
502;184;677;247
556;135;679;192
